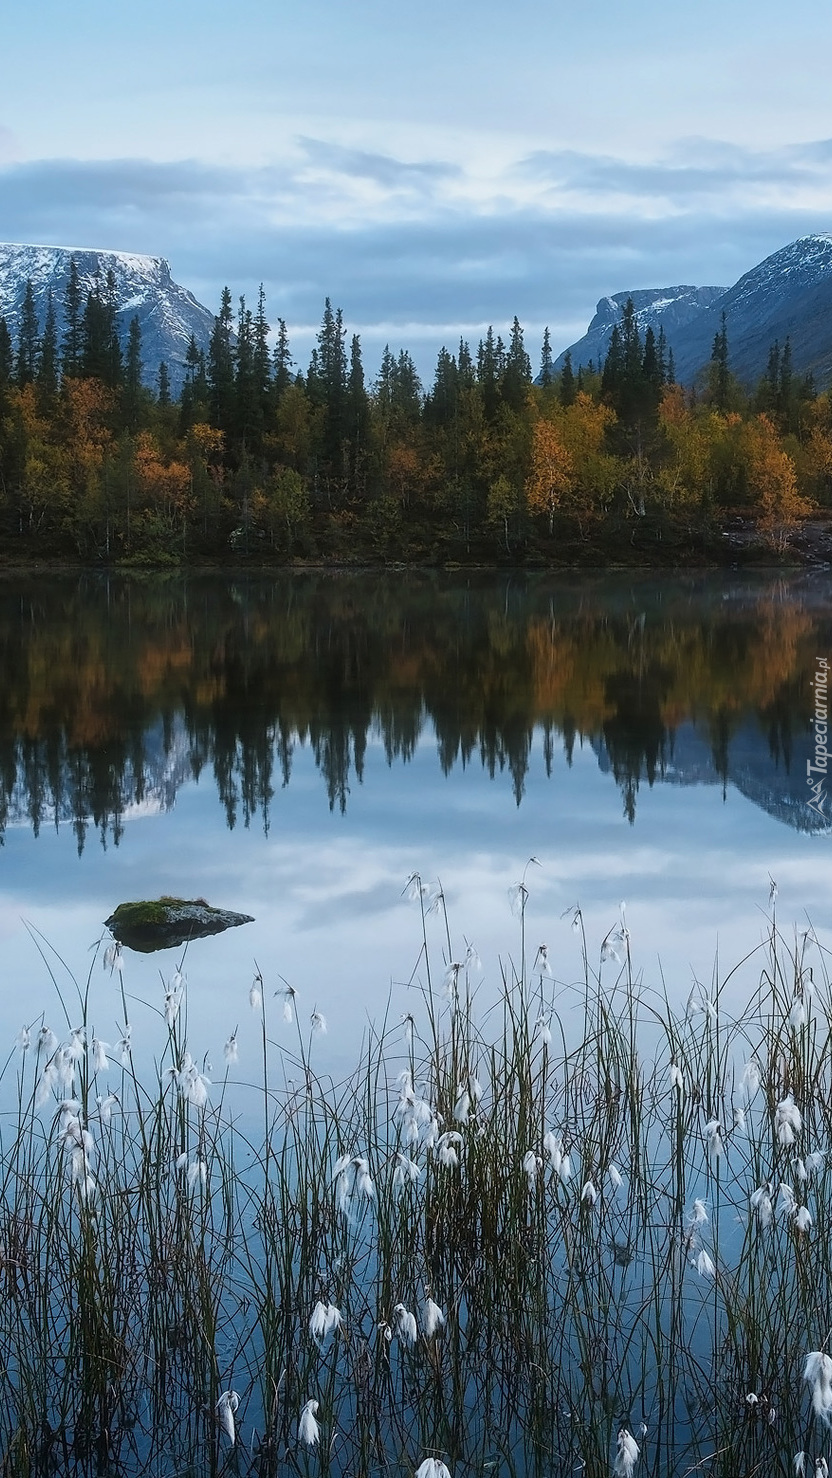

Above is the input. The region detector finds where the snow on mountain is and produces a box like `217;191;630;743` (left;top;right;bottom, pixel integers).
667;234;832;388
0;243;216;393
552;285;726;376
554;234;832;391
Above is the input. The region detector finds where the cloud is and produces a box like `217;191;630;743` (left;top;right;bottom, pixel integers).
515;138;832;208
2;140;831;377
295;136;460;192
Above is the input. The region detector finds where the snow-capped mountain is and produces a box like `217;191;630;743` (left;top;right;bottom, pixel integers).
555;235;832;390
667;234;832;387
0;243;216;393
552;285;726;375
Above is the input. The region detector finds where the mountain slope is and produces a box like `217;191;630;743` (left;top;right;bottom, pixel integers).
552;285;726;375
0;243;216;393
667;234;832;387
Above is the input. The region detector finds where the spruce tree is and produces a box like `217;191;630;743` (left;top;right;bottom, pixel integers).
346;334;369;499
37;291;59;402
158;360;171;406
123;316;143;430
710;311;730;412
16;280;39;387
539;326;554;388
502;316;531;411
272;319;293;401
207;287;235;437
61;255;82;378
559;348;576;407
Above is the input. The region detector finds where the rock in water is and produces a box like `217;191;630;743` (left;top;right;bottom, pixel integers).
105;897;254;953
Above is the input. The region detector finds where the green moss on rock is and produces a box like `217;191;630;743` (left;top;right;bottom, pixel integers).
104;898;254;953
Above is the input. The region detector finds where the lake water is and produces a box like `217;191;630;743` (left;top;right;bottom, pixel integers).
1;568;831;1079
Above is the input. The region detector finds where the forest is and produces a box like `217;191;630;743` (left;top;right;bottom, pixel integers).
0;263;829;565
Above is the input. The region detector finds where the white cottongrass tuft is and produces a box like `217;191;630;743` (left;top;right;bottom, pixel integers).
309;1300;342;1344
795;1205;813;1233
393;1302;418;1345
415;1459;452;1478
695;1249;716;1278
522;1150;542;1191
690;1198;708;1226
249;972;263;1011
608;1164;623;1192
533;943;553;977
776;1095;803;1147
435;1131;462;1169
422;1298;445;1338
741;1058;762;1098
310;1010;327;1034
750;1184;773;1228
613;1427;640;1478
392;1152;421;1192
223;1030;239;1064
333;1154;376;1221
216;1390;239;1444
581;1179;598;1208
669;1063;684;1092
804;1350;832;1422
704;1119;723;1162
298;1398;320;1448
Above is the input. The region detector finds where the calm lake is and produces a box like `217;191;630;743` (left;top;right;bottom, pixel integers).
1;568;831;1075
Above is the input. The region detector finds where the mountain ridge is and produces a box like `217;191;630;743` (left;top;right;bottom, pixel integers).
0;243;216;394
553;233;832;390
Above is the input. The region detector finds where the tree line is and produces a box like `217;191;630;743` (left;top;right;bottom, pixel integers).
0;265;829;564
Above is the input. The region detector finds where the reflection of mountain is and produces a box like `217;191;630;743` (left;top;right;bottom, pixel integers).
1;571;830;847
593;718;828;833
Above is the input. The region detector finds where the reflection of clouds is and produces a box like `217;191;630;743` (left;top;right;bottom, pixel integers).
1;725;830;1084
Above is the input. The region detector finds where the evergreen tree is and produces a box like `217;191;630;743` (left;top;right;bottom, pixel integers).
539;326;554;388
123;316;143;430
234;295;258;447
477;326;502;418
16;280;39;387
502;316;531;410
81;270;121;384
710;311;730;412
0;317;12;419
158;360;171;406
426;346;458;425
207;287;235;437
37;291;59;403
313;298;348;485
602;324;624;398
345;334;369;499
272;319;293;401
104;269;123;388
457;339;475;389
559;349;576;407
252;285;272;429
61;256;82;378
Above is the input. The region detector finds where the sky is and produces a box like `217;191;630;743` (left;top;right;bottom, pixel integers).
3;0;832;377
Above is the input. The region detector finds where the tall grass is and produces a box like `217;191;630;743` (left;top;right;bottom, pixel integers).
1;880;831;1477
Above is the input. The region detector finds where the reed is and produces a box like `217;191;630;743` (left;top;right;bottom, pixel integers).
0;879;830;1478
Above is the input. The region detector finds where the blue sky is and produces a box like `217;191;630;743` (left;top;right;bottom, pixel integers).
3;0;832;376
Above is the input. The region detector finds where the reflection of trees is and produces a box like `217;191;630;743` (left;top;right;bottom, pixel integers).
0;573;827;849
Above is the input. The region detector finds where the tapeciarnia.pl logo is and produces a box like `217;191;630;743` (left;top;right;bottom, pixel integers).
807;657;829;822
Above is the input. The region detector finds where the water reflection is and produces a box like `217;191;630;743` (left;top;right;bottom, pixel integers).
0;570;829;848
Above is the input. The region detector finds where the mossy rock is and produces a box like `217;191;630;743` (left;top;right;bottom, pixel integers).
105;897;254;953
